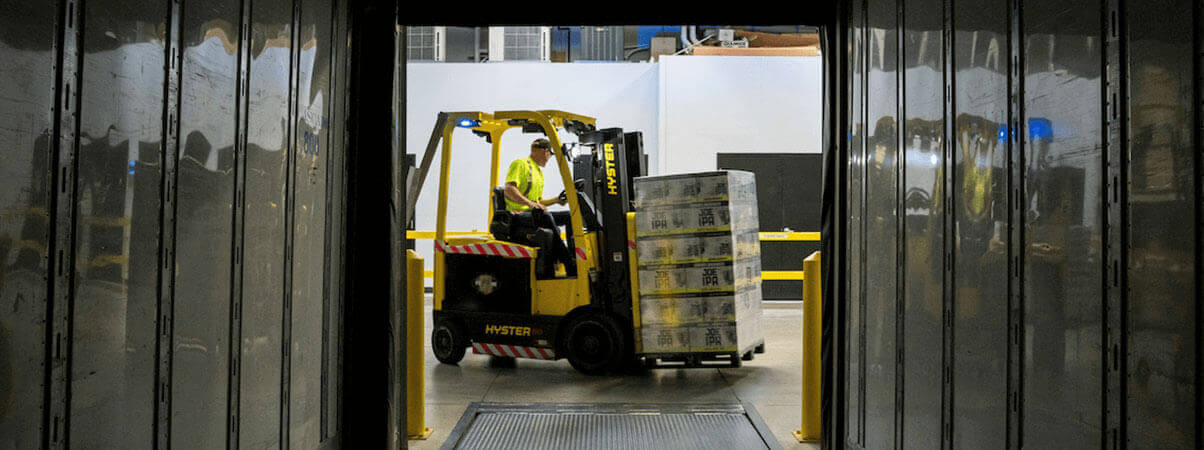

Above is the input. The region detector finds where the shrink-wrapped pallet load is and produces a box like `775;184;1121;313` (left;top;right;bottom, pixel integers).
632;171;764;356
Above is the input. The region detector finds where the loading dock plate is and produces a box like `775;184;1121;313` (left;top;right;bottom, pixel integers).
441;402;781;450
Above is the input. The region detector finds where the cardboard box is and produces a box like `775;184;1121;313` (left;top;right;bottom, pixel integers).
640;326;692;353
639;297;680;325
635;230;760;265
637;259;761;295
688;323;741;352
634;171;757;208
634;202;758;237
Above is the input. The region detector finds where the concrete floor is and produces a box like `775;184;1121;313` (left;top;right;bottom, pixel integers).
409;296;819;449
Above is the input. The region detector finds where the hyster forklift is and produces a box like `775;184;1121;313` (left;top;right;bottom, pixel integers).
410;110;760;374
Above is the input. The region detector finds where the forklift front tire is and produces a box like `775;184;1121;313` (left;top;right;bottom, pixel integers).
432;319;467;365
563;314;624;375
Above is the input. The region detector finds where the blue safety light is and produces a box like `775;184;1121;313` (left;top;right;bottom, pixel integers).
457;118;480;128
128;160;136;175
1028;118;1053;141
998;124;1008;143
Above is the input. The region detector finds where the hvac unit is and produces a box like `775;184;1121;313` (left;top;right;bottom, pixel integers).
575;26;624;61
406;26;446;61
487;26;551;62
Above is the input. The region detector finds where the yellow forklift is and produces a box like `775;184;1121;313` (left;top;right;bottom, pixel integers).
409;110;760;374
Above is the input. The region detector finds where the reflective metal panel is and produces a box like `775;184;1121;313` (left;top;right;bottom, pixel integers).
0;2;56;447
1021;0;1104;446
952;0;1010;446
171;2;241;448
290;0;334;446
69;0;166;446
323;3;350;439
840;1;1202;447
239;0;292;447
901;0;943;445
845;2;866;445
864;0;899;446
1125;0;1197;446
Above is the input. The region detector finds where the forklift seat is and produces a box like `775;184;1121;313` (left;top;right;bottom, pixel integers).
490;186;576;278
489;187;511;240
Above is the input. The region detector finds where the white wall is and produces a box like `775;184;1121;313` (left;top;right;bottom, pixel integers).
406;57;823;282
657;55;824;175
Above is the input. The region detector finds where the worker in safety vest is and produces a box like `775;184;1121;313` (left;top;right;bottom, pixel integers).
503;138;564;212
503;138;570;277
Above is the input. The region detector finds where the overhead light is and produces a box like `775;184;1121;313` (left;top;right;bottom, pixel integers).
457;118;480;128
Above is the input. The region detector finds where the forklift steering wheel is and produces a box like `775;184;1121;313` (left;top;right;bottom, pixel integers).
557;179;587;205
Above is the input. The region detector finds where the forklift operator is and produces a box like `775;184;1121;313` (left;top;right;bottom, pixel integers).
503;138;572;276
503;138;564;212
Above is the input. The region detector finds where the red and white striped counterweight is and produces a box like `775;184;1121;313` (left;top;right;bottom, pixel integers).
472;342;556;360
435;241;534;258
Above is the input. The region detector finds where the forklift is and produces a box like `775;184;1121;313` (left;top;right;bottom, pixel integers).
408;110;761;374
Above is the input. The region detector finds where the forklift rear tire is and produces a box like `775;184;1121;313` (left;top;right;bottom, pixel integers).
432;319;466;365
742;351;754;361
562;314;625;375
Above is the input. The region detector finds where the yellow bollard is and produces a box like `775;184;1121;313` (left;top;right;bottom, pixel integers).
794;251;821;443
406;250;433;439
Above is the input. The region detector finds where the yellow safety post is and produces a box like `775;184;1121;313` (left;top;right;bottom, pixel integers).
406;250;433;439
794;251;821;443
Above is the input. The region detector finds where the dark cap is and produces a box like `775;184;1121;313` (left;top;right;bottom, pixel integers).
531;138;550;150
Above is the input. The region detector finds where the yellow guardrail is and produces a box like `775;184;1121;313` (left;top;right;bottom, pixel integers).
794;251;821;443
758;231;821;242
407;230;819;280
762;271;804;281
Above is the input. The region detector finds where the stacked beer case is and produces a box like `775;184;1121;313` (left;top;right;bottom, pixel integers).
632;170;764;360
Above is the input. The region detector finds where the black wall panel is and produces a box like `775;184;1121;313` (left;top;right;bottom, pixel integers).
0;1;57;447
716;153;822;300
0;1;354;447
837;1;1201;448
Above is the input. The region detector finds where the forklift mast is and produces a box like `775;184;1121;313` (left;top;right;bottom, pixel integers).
573;129;646;320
